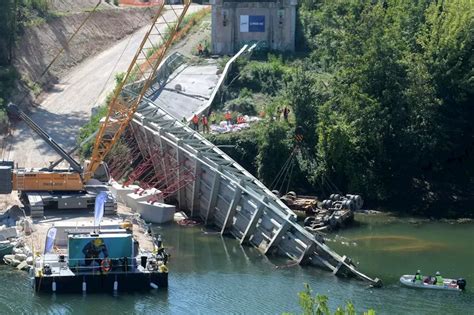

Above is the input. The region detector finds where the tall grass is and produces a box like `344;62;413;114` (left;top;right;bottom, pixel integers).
22;0;50;14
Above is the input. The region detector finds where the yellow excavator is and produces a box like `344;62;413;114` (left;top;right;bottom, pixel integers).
0;1;192;216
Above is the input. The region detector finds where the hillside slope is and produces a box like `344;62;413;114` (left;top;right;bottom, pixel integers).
13;5;158;100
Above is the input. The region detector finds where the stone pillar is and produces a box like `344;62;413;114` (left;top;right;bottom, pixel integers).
289;0;298;52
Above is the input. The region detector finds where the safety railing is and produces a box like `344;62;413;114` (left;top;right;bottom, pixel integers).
38;256;137;275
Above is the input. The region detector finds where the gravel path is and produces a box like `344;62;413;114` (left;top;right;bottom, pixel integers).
1;5;203;169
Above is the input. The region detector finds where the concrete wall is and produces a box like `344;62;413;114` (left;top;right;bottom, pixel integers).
211;0;297;54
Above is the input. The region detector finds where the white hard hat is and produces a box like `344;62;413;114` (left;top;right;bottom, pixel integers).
417;270;421;273
436;271;440;275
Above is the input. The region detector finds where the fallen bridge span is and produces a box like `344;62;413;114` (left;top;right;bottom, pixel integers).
110;88;382;287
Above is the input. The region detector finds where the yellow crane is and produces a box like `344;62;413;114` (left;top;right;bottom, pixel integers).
1;1;192;215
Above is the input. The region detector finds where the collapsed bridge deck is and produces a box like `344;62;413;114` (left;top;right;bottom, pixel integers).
116;91;381;286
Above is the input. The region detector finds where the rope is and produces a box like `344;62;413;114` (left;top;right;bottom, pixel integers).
17;0;102;108
95;5;154;106
3;1;102;161
270;146;298;191
285;159;295;194
40;1;102;79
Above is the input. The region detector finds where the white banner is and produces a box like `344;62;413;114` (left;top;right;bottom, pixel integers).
44;227;57;254
94;192;108;227
240;15;249;32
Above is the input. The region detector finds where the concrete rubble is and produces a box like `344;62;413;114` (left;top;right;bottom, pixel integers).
0;207;34;272
126;188;162;210
209;116;261;134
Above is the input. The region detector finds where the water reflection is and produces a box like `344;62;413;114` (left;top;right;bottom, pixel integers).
351;235;448;252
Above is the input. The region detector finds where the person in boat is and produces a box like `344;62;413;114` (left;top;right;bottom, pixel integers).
82;238;109;267
433;271;444;286
412;270;423;283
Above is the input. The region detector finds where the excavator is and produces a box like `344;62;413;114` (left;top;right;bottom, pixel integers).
0;1;193;217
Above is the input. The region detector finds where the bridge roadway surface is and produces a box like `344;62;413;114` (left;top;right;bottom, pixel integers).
146;61;219;121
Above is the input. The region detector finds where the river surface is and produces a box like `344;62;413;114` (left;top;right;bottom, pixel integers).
0;213;472;314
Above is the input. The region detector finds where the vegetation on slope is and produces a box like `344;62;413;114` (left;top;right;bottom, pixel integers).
0;0;53;130
210;0;474;217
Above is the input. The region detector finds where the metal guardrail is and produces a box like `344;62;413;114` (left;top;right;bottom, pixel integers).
186;43;256;120
37;256;136;274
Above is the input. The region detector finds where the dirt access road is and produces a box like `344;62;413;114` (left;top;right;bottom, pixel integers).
1;4;204;169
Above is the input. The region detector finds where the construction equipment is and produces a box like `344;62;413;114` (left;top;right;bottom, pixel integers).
1;1;193;217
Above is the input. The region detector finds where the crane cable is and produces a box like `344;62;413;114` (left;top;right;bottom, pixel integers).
37;0;103;80
3;0;102;161
270;146;298;193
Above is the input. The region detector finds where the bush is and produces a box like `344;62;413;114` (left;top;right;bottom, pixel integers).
206;128;259;176
78;106;108;159
236;54;290;95
286;283;375;315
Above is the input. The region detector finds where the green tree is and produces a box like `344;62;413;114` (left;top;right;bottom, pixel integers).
286;283;375;315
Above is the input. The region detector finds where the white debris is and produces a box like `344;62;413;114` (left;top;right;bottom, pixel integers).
22;218;35;235
15;253;27;261
210;116;260;134
12;247;23;255
3;254;14;265
0;226;18;240
16;261;29;271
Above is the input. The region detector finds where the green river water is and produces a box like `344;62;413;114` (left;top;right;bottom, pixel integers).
0;213;472;314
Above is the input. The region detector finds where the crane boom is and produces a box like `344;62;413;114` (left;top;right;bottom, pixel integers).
7;103;83;173
85;1;192;181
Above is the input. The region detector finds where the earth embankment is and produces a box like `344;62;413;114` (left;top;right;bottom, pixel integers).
13;5;159;95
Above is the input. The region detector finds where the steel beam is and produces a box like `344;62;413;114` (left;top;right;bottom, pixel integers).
175;140;185;208
190;152;202;217
204;166;222;225
264;215;292;254
221;180;244;235
240;197;267;245
157;128;170;189
298;241;316;265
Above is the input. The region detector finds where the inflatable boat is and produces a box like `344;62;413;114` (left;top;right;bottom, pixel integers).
400;275;466;291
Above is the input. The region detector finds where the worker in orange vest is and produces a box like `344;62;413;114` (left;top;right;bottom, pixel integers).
192;114;199;131
197;43;203;56
225;111;232;126
202;115;209;133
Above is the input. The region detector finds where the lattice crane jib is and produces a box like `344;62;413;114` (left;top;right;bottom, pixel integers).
85;1;192;181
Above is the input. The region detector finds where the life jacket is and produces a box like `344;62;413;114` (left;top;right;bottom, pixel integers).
202;116;208;125
436;275;444;286
192;115;199;124
225;113;231;120
415;274;422;281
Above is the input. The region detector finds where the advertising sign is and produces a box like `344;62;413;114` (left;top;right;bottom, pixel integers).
240;15;265;33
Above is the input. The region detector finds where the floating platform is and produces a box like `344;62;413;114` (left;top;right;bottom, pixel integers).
33;265;168;293
31;226;169;294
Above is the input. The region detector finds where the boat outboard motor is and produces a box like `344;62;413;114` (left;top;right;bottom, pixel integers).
457;278;467;291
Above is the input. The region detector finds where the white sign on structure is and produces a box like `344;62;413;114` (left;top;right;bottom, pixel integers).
240;15;249;32
240;15;265;33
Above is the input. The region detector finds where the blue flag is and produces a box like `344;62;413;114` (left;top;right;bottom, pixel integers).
94;192;108;227
44;227;57;254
